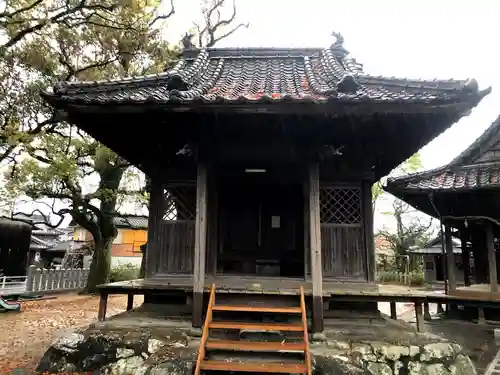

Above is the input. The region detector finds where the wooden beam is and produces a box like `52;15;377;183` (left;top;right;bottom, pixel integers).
445;225;456;292
486;222;498;293
193;163;209;328
308;163;324;332
146;177;164;278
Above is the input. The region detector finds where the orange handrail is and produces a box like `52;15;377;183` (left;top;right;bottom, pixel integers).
194;284;216;375
300;286;312;375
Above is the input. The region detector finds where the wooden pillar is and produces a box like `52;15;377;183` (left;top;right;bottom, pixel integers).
207;176;219;276
423;302;431;321
414;301;424;332
362;181;375;283
127;293;134;311
477;307;486;324
98;291;108;322
460;232;471;287
193;163;208;328
309;164;324;332
437;303;444;314
390;301;397;320
146;178;164;278
303;180;310;281
472;231;486;283
445;225;456;292
486;222;498;292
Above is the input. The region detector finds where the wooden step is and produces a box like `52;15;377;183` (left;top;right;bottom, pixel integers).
206;339;306;352
209;321;304;332
200;359;307;373
212;305;302;314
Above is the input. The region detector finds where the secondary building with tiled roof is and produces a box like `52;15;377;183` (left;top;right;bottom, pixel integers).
41;32;490;332
384;114;500;218
385;114;500;301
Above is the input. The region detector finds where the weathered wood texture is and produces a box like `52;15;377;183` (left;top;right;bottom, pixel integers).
193;163;209;327
362;181;375;282
157;221;195;274
146;178;164;278
486;222;498;292
149;179;198;277
319;184;366;280
445;225;456;291
309;164;324;332
321;225;365;278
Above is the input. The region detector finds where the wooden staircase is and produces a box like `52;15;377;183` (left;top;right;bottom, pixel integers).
194;285;312;375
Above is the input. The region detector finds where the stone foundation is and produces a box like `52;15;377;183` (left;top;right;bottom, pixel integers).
37;326;477;375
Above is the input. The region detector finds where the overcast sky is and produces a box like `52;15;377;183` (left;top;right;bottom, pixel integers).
9;1;500;231
165;0;500;230
168;0;499;171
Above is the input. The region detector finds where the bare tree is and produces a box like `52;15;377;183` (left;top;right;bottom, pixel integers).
193;0;249;47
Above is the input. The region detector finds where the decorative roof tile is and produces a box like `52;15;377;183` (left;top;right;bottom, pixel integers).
42;36;488;108
385;162;500;192
385;114;500;194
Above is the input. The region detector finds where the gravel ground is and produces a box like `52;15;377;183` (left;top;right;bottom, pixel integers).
0;293;144;374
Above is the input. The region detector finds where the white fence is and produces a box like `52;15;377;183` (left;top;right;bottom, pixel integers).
0;275;28;295
26;265;90;292
0;266;90;295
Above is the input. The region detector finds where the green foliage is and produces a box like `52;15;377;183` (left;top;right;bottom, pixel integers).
409;270;425;286
1;0;248;292
376;269;425;286
372;153;422;212
109;263;140;283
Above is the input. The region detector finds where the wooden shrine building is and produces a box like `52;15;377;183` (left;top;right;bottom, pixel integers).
41;35;489;331
385;115;500;303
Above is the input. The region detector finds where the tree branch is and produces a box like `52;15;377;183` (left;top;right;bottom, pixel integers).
148;0;175;28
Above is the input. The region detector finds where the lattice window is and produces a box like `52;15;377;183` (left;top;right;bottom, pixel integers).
320;187;361;224
163;185;196;221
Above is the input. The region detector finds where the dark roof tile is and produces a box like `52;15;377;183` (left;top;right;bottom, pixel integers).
43;41;487;107
385;114;500;194
385;162;500;192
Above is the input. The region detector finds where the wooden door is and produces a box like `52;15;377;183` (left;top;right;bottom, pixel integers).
218;182;304;276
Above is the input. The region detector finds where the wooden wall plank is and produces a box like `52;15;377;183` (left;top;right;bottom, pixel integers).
320;225;365;279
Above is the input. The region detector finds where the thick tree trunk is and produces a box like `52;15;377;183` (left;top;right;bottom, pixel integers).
83;236;113;294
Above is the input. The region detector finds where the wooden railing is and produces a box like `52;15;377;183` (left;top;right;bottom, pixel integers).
300;286;312;375
194;284;216;375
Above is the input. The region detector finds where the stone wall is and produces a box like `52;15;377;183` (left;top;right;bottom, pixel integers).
37;327;477;375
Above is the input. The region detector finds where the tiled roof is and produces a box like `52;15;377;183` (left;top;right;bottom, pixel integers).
385;162;500;192
42;37;487;108
69;214;148;229
450;114;500;165
113;215;148;229
385;114;500;193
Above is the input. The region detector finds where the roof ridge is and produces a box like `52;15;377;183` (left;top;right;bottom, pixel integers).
450;113;500;166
